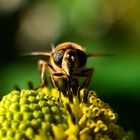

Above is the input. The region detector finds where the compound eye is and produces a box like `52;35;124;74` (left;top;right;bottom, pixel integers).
77;50;87;67
53;50;64;67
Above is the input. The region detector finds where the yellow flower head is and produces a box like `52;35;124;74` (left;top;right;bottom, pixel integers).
0;87;130;140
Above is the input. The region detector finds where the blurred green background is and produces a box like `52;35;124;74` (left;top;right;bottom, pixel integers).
0;0;140;139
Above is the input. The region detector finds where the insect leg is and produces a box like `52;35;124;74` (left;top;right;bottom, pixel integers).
69;78;79;96
51;73;72;101
38;60;48;87
45;64;69;101
51;73;68;95
75;68;94;91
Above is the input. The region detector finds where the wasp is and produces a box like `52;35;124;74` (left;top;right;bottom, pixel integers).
24;42;112;100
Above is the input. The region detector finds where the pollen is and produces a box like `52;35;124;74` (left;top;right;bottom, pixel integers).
0;88;131;140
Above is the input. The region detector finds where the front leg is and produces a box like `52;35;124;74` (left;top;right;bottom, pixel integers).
38;60;48;87
75;68;94;91
51;73;69;98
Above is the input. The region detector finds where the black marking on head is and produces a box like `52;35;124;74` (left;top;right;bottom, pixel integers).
53;50;64;67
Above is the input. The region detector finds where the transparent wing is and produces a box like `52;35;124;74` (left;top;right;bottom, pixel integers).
86;52;116;57
21;52;51;56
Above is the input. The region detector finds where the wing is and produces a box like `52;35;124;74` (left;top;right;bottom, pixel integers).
86;52;115;57
21;52;51;56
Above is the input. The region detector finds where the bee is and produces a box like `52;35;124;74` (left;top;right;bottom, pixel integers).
24;42;113;100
